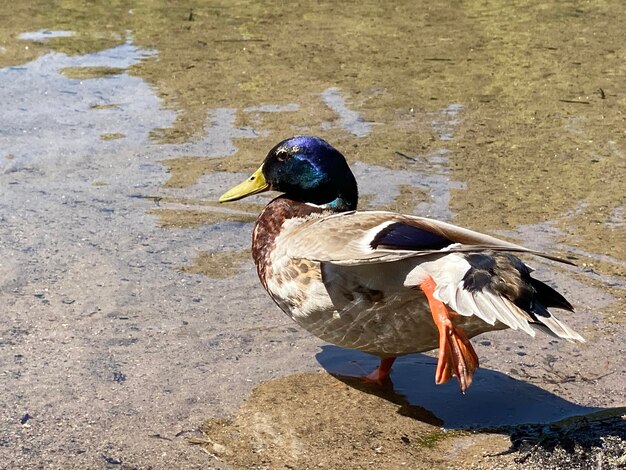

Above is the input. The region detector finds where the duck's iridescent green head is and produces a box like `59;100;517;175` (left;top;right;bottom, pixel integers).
219;136;358;211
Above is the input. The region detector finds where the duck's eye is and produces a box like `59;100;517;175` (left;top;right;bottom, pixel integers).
276;152;290;162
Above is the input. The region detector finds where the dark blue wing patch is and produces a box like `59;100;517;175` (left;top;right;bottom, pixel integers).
370;222;452;251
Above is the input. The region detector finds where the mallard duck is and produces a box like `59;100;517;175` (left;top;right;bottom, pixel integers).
219;136;584;392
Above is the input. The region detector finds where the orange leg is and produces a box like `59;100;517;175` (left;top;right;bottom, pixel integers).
420;276;479;393
363;357;396;385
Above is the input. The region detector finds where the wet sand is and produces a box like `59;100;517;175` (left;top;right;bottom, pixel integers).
1;1;625;468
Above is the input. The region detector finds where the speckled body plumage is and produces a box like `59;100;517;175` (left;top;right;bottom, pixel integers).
252;197;527;357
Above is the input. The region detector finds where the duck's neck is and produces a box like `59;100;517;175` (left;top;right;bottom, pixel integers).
251;197;330;289
304;183;358;212
323;194;357;212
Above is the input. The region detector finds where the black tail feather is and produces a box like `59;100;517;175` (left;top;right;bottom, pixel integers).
530;277;574;312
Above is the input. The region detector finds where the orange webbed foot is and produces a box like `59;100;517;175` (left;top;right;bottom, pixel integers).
362;357;396;386
433;314;479;392
420;276;479;393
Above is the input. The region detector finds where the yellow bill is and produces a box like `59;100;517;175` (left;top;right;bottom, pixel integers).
219;166;270;202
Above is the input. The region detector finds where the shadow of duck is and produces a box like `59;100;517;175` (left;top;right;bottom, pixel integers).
316;345;623;430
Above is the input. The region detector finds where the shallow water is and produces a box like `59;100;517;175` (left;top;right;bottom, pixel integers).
317;346;602;428
1;1;624;468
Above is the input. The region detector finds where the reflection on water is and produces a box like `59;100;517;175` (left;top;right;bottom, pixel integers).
0;36;164;172
243;103;300;113
18;30;75;41
430;103;463;141
317;345;600;428
3;23;471;231
0;34;262;174
0;28;467;238
352;157;465;220
320;87;378;137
